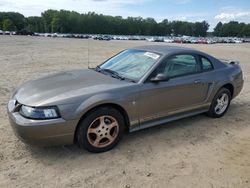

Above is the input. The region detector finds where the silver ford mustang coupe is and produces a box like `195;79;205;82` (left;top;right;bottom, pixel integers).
7;45;244;152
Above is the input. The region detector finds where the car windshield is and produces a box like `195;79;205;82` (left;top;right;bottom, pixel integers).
98;49;161;81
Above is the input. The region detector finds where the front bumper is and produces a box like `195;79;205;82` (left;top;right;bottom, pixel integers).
7;101;78;146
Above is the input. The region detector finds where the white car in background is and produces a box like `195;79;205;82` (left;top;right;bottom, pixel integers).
164;38;174;43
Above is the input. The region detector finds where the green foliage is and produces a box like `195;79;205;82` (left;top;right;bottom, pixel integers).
241;24;250;37
0;10;211;36
41;9;58;33
213;21;250;37
0;12;25;30
2;10;250;37
26;16;44;32
3;18;16;31
214;22;223;36
37;10;210;36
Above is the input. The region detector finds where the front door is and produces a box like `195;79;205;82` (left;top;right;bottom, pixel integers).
139;54;209;124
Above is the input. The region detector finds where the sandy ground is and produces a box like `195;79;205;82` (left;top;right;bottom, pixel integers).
0;36;250;188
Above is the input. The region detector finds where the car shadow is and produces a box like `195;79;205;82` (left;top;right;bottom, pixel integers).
26;100;249;161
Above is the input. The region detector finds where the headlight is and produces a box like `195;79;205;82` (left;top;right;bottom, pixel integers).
20;105;60;119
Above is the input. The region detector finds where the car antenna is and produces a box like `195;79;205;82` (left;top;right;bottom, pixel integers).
87;36;90;69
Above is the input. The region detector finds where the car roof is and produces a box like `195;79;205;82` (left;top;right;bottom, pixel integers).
132;45;201;56
132;45;226;70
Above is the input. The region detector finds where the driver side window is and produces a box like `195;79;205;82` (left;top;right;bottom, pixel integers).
157;54;200;78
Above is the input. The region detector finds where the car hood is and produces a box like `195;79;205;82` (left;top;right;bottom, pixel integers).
15;69;130;106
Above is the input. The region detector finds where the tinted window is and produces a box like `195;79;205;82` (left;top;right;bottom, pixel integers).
201;57;213;71
157;54;200;78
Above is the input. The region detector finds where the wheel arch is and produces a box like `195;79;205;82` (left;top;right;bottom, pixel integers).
74;103;130;143
221;83;234;97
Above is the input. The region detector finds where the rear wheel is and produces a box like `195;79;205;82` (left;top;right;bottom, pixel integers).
207;88;231;118
76;106;125;153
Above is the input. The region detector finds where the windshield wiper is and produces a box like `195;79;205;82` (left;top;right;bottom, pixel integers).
103;69;125;80
95;66;136;83
96;66;125;80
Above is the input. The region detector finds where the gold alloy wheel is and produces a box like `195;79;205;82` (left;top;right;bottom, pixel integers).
87;115;119;148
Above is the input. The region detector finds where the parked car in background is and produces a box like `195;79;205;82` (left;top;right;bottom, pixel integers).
164;38;174;43
15;29;34;36
93;35;112;40
154;37;164;42
146;37;155;42
233;38;243;43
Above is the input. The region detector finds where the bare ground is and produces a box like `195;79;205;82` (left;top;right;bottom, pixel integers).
0;36;250;188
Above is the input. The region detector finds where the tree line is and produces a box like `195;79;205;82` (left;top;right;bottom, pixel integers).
214;21;250;37
0;10;209;36
0;9;249;37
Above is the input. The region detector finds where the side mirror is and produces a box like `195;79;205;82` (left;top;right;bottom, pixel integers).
150;73;169;83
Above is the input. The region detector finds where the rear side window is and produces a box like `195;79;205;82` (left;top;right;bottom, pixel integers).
165;54;200;77
201;57;213;71
153;54;200;79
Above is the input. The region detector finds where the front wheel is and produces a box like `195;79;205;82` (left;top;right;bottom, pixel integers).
76;107;125;153
207;88;231;118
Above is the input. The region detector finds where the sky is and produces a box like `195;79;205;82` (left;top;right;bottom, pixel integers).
0;0;250;31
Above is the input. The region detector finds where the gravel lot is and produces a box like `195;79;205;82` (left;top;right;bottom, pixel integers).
0;36;250;188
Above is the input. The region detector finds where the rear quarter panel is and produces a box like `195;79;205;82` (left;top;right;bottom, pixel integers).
207;63;243;102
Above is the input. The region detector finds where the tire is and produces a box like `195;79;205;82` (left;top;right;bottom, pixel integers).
76;106;125;153
207;87;232;118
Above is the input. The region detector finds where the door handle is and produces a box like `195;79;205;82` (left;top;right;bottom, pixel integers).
194;79;201;84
